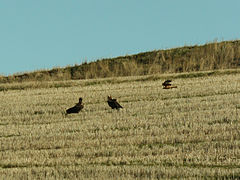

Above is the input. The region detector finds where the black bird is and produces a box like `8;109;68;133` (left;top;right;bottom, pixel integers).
107;96;123;110
162;80;172;86
66;97;84;114
162;80;177;89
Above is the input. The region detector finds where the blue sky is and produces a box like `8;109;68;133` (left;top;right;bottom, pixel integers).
0;0;239;75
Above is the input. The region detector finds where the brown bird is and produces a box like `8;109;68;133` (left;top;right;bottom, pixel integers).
107;96;123;110
66;97;84;114
162;80;177;89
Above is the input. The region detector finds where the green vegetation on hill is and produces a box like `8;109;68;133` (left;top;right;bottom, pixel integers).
1;40;240;83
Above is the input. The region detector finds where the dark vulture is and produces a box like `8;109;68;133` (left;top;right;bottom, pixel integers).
66;97;84;114
107;96;123;110
162;80;177;89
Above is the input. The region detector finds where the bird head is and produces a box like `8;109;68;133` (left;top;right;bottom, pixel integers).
79;97;83;103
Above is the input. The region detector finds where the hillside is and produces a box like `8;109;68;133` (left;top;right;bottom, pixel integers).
1;40;240;83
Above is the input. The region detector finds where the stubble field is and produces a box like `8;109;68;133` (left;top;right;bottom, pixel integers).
0;71;240;179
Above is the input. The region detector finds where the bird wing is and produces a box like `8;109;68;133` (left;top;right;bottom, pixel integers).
114;101;123;109
107;101;116;109
66;104;82;113
162;80;172;86
66;106;75;113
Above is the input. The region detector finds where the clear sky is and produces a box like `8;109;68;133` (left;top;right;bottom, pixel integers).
0;0;239;75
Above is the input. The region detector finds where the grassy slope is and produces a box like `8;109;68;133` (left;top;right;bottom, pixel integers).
1;40;240;83
0;70;240;179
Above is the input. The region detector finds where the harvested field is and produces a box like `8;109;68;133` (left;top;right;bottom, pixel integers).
1;70;240;179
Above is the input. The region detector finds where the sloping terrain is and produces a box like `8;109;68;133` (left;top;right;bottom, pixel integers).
1;40;240;83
